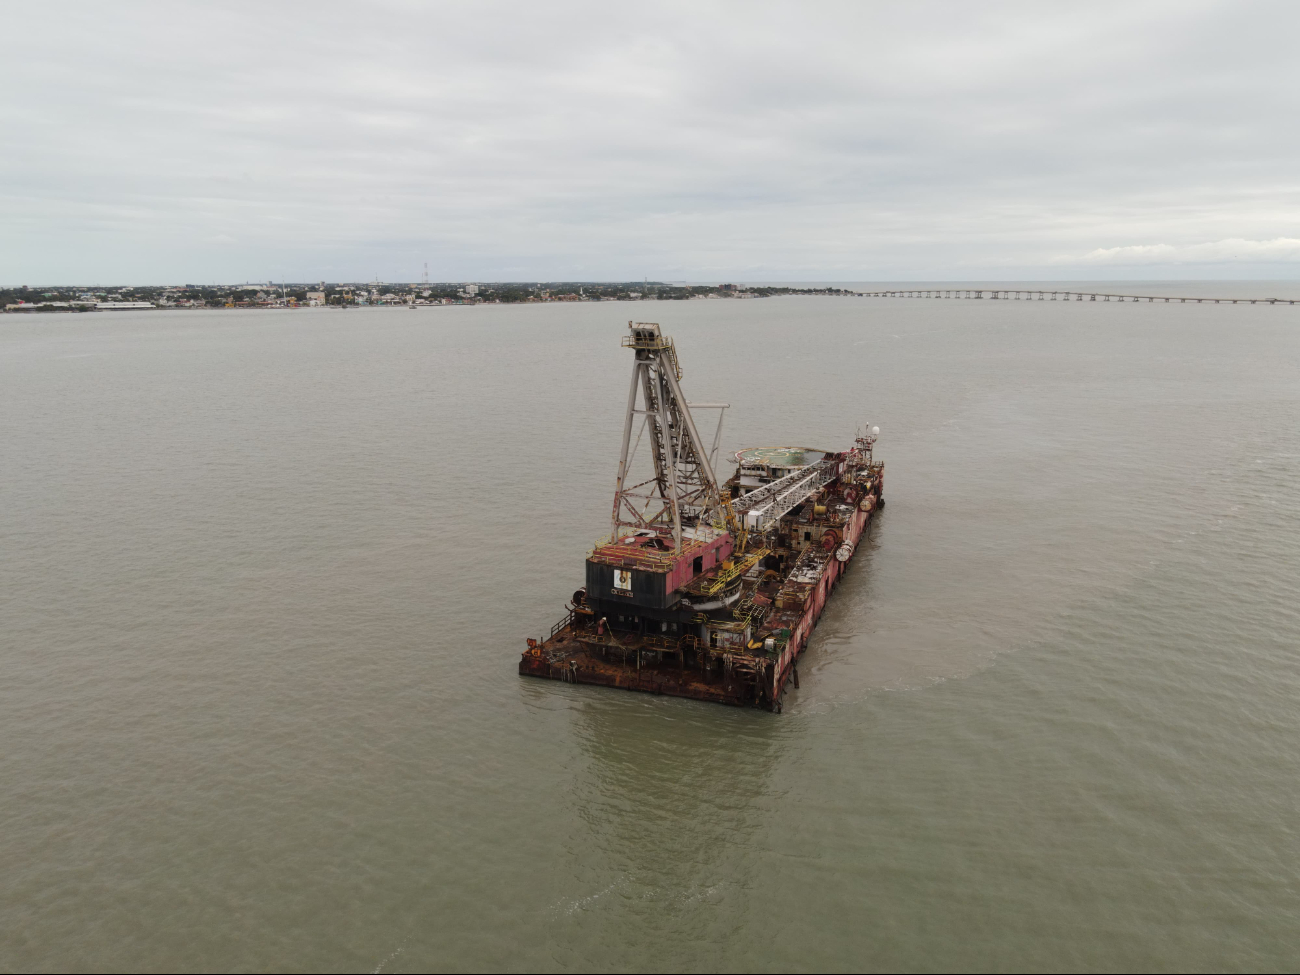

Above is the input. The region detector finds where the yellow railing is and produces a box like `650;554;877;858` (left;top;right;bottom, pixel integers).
622;333;683;379
691;548;770;596
587;531;715;567
713;495;748;554
621;334;672;351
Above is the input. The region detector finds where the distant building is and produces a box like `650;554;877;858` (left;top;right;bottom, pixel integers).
306;291;325;306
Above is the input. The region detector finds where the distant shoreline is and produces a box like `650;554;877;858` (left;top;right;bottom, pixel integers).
1;283;855;313
9;285;1300;313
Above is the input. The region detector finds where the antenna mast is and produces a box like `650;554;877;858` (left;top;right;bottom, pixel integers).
611;322;722;552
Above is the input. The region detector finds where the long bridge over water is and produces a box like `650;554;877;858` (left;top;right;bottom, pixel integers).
858;289;1297;305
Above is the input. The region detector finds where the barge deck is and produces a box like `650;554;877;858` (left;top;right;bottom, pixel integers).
519;321;884;712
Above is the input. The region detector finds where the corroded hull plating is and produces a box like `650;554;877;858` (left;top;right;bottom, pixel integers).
514;496;873;712
519;320;884;712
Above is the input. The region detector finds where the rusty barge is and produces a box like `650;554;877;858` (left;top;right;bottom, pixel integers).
519;321;884;712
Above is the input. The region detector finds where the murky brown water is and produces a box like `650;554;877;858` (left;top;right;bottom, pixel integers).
3;290;1299;972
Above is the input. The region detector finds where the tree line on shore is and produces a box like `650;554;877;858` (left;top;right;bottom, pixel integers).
2;281;857;311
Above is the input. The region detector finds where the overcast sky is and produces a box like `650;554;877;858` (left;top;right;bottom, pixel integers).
4;1;1299;284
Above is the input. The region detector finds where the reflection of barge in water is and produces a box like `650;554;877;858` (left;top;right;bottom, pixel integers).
519;321;884;711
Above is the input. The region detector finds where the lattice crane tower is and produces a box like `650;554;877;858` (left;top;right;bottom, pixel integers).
611;322;723;552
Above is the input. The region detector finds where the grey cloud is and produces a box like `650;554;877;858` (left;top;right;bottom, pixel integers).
3;0;1299;282
1067;238;1300;265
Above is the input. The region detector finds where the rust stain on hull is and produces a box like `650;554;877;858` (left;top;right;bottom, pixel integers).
519;321;886;713
520;497;880;712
